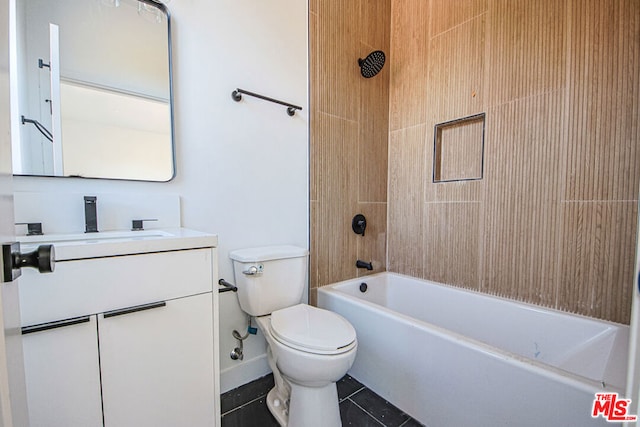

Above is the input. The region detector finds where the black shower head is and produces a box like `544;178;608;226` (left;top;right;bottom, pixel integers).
358;50;386;78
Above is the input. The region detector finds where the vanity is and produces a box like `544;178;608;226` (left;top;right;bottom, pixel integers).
11;0;221;423
17;229;220;427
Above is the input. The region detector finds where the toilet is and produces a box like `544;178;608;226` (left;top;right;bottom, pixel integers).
230;245;357;427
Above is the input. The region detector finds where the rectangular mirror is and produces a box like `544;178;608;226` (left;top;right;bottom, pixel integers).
13;0;175;181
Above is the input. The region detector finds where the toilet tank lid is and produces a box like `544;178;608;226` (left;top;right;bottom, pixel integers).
229;245;309;262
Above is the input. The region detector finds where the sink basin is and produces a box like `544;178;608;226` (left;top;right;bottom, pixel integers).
19;229;174;245
17;228;217;261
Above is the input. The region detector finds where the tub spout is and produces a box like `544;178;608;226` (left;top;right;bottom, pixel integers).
356;260;373;270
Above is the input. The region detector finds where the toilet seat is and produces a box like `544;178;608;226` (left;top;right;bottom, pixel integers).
269;304;356;355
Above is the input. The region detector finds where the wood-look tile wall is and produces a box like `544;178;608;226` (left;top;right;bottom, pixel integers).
309;0;390;305
388;0;640;324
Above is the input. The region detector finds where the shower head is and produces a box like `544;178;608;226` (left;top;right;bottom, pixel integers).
358;50;386;78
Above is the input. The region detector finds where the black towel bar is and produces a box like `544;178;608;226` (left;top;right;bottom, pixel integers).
231;88;302;117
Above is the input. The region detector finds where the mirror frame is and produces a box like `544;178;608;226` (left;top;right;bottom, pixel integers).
13;0;176;182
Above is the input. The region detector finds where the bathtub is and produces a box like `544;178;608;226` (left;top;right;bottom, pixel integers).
318;273;629;427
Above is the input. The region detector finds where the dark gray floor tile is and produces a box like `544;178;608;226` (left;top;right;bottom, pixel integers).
337;374;365;401
221;397;280;427
220;374;274;414
220;373;424;427
400;417;426;427
350;388;410;427
340;398;383;426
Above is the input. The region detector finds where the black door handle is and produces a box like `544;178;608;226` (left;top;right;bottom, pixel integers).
2;242;55;283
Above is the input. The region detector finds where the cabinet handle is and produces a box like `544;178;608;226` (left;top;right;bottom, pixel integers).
22;315;91;335
103;301;167;319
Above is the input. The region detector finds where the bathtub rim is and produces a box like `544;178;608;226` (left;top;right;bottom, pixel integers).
318;271;628;394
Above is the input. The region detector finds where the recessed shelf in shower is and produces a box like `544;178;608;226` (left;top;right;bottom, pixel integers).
432;113;485;183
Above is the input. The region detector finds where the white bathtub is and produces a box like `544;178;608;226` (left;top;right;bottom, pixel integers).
318;272;629;427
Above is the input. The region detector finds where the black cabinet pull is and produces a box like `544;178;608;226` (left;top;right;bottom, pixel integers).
22;315;91;335
103;301;167;319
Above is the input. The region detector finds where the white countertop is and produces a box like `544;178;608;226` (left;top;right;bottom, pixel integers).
18;228;218;261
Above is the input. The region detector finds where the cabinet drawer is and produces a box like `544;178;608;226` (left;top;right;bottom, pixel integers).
20;248;214;325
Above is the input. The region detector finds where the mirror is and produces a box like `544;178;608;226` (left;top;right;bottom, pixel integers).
13;0;174;181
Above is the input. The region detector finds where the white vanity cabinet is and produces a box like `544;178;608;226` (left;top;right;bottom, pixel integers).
22;316;103;427
19;233;219;427
99;293;214;427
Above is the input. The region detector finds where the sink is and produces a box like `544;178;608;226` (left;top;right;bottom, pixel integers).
17;228;217;261
19;229;174;245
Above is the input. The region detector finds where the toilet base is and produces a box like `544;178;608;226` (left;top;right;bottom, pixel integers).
266;387;288;427
265;380;341;427
289;381;341;427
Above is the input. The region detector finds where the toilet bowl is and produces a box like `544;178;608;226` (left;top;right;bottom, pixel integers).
255;304;357;427
229;246;357;427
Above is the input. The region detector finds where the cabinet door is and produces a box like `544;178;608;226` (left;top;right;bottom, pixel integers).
99;293;215;427
22;316;103;427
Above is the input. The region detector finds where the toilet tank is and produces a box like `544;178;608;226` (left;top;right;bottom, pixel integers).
229;245;309;316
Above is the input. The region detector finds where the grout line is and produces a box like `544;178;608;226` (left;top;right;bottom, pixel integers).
338;385;366;402
347;383;420;427
430;11;488;40
424;200;482;205
221;392;270;417
347;398;386;426
317;110;359;124
399;416;425;427
560;199;637;203
390;122;428;134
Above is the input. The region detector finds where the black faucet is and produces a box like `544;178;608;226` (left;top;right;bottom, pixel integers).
84;196;98;233
356;260;373;270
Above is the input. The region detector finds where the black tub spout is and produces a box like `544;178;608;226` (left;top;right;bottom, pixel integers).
356;260;373;270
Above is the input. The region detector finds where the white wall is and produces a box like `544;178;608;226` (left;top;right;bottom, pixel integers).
13;0;309;393
23;0;169;98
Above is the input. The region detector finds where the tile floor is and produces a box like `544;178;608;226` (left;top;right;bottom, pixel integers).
221;373;424;427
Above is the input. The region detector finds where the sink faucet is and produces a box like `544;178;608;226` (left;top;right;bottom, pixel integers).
84;196;98;233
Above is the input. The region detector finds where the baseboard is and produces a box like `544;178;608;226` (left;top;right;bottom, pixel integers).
220;354;271;394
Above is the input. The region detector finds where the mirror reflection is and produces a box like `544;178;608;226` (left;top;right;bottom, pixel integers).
13;0;174;181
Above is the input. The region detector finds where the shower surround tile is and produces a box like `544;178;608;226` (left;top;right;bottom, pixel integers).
563;0;640;202
310;0;390;291
427;13;485;124
317;0;361;121
386;0;639;323
313;113;360;286
480;90;564;306
485;0;566;106
387;126;426;278
559;201;637;322
389;0;429;131
356;202;387;276
423;202;481;291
